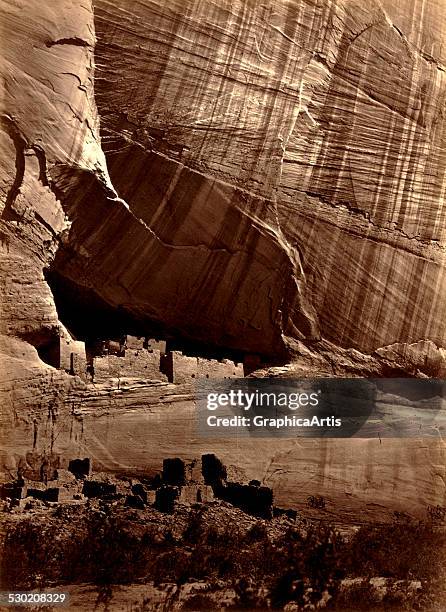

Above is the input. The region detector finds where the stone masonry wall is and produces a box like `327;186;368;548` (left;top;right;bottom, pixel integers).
93;349;166;382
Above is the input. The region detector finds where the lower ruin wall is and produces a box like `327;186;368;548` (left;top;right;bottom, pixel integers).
93;349;166;382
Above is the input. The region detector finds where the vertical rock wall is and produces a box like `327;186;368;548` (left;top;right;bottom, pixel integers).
57;0;445;355
1;0;445;360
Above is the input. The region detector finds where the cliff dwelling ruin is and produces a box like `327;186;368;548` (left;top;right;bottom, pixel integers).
37;330;245;384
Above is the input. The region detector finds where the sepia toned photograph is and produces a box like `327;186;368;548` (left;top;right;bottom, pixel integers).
0;0;445;610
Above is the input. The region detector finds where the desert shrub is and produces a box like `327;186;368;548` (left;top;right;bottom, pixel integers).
328;578;442;612
411;576;446;611
1;508;173;589
152;513;249;585
307;495;326;510
345;520;446;580
2;503;445;610
152;549;192;585
181;593;217;610
1;513;89;589
81;512;152;585
331;579;382;611
245;522;269;543
381;582;413;610
267;524;346;609
427;504;446;525
232;577;269;609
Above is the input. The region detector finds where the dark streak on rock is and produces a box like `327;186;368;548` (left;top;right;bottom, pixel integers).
32;145;50;187
0;115;26;221
45;37;91;48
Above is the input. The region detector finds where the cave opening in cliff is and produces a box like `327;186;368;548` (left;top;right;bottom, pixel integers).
44;269;146;342
36;336;61;369
44;268;248;366
17;322;63;369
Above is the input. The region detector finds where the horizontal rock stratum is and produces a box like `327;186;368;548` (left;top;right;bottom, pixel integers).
1;0;445;359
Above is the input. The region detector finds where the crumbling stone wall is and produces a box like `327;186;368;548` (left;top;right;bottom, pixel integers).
125;336;166;353
84;334;244;383
155;459;215;510
93;349;166;382
161;351;243;383
185;458;204;483
155;485;178;513
144;338;166;352
37;331;87;379
124;336;145;350
68;458;91;479
59;335;87;380
202;453;227;486
220;483;273;519
2;452;275;519
1;455;92;507
201;453;273;518
82;480;117;498
163;458;186;486
178;484;214;504
197;357;243;379
18;451;61;482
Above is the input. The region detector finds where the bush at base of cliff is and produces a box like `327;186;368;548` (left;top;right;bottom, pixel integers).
1;504;445;610
344;519;446;580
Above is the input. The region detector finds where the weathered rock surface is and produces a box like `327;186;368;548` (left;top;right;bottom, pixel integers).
1;374;444;520
2;0;444;359
88;0;446;355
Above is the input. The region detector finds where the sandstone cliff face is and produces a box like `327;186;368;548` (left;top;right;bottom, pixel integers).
0;1;445;513
0;0;105;352
2;375;445;519
1;0;445;359
65;0;446;356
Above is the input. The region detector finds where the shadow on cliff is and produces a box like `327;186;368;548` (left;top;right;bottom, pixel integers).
45;160;318;362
